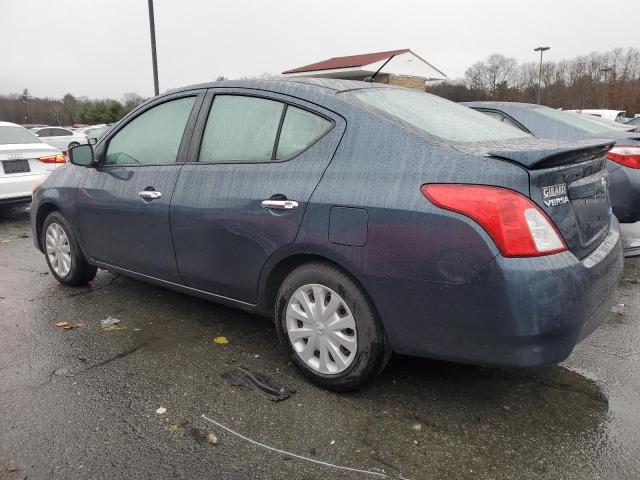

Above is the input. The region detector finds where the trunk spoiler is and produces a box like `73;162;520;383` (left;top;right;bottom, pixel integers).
487;139;614;169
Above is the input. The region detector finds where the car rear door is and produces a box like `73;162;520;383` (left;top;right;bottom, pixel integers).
170;89;345;304
76;90;205;282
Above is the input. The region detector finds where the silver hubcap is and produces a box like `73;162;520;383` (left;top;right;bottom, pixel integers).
45;223;71;277
286;284;357;375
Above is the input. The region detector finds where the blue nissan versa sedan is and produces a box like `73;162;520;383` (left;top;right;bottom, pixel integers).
31;79;623;391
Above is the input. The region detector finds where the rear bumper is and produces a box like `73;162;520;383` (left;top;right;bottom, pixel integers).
0;173;45;202
609;164;640;223
367;217;623;367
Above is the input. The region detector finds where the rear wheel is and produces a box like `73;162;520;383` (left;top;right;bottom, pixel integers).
275;262;390;391
42;211;97;286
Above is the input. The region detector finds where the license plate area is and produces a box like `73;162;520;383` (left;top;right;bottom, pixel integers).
2;159;31;174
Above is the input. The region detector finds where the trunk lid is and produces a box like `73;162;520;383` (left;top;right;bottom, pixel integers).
454;138;615;259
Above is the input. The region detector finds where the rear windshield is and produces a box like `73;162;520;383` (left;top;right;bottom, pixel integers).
533;106;611;134
347;88;531;143
0;126;42;145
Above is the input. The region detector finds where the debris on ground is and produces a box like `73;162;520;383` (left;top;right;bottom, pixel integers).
213;336;229;344
221;366;292;401
156;407;167;415
611;303;626;315
101;316;121;327
103;325;127;331
207;433;218;445
412;423;422;431
168;424;178;433
330;440;335;445
55;321;83;330
201;414;405;478
53;367;70;376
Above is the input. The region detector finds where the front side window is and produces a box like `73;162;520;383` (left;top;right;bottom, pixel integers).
276;106;332;160
105;97;195;166
199;96;284;163
348;88;531;143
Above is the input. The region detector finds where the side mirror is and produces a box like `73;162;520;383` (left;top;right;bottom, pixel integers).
68;144;94;167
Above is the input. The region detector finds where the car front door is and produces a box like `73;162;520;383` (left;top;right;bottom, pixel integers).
50;128;74;150
170;90;345;304
76;91;204;282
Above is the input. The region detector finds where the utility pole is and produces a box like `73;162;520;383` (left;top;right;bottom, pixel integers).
20;89;30;123
534;46;550;104
147;0;159;96
600;67;612;109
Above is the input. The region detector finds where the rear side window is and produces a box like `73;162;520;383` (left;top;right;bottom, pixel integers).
348;89;531;143
199;96;283;162
50;128;70;136
105;96;196;166
276;106;332;160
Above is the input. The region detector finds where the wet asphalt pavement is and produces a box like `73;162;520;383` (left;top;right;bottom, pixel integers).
1;206;639;480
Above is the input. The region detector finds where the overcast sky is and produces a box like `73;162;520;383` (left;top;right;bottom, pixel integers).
1;0;636;99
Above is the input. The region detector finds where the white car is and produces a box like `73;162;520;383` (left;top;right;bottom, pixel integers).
30;126;88;152
566;109;627;123
0;122;66;208
569;112;639;132
75;124;109;141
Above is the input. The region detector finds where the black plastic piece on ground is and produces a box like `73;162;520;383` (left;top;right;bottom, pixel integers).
222;366;292;401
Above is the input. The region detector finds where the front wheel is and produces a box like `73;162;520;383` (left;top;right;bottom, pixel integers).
275;262;391;391
42;211;97;286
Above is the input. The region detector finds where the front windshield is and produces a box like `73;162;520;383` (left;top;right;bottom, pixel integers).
348;88;532;143
0;126;43;145
533;106;611;134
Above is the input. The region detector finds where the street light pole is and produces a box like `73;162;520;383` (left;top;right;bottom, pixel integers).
534;46;550;104
147;0;159;96
600;67;612;109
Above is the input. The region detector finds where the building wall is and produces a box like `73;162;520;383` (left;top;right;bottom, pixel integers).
369;73;425;91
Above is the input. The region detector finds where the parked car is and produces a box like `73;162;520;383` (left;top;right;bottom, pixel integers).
566;109;627;123
31;79;623;390
463;102;640;223
0;122;65;208
627;117;640;127
571;112;639;132
21;124;48;130
30;126;88;152
76;125;109;142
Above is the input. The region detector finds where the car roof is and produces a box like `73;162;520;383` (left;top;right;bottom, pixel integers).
168;77;390;97
461;101;538;110
0;121;22;127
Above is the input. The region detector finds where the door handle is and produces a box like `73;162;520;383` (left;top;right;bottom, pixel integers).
138;190;162;200
261;199;298;210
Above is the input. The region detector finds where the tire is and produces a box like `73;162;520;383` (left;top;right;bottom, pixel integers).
275;262;391;392
68;142;80;149
42;211;97;286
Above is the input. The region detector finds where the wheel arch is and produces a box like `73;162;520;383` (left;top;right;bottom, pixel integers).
34;201;61;251
257;247;383;332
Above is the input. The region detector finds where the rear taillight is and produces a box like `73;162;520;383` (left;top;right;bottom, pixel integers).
421;184;567;257
606;146;640;169
39;154;66;164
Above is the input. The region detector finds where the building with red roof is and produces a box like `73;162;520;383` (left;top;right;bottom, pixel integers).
282;49;446;90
